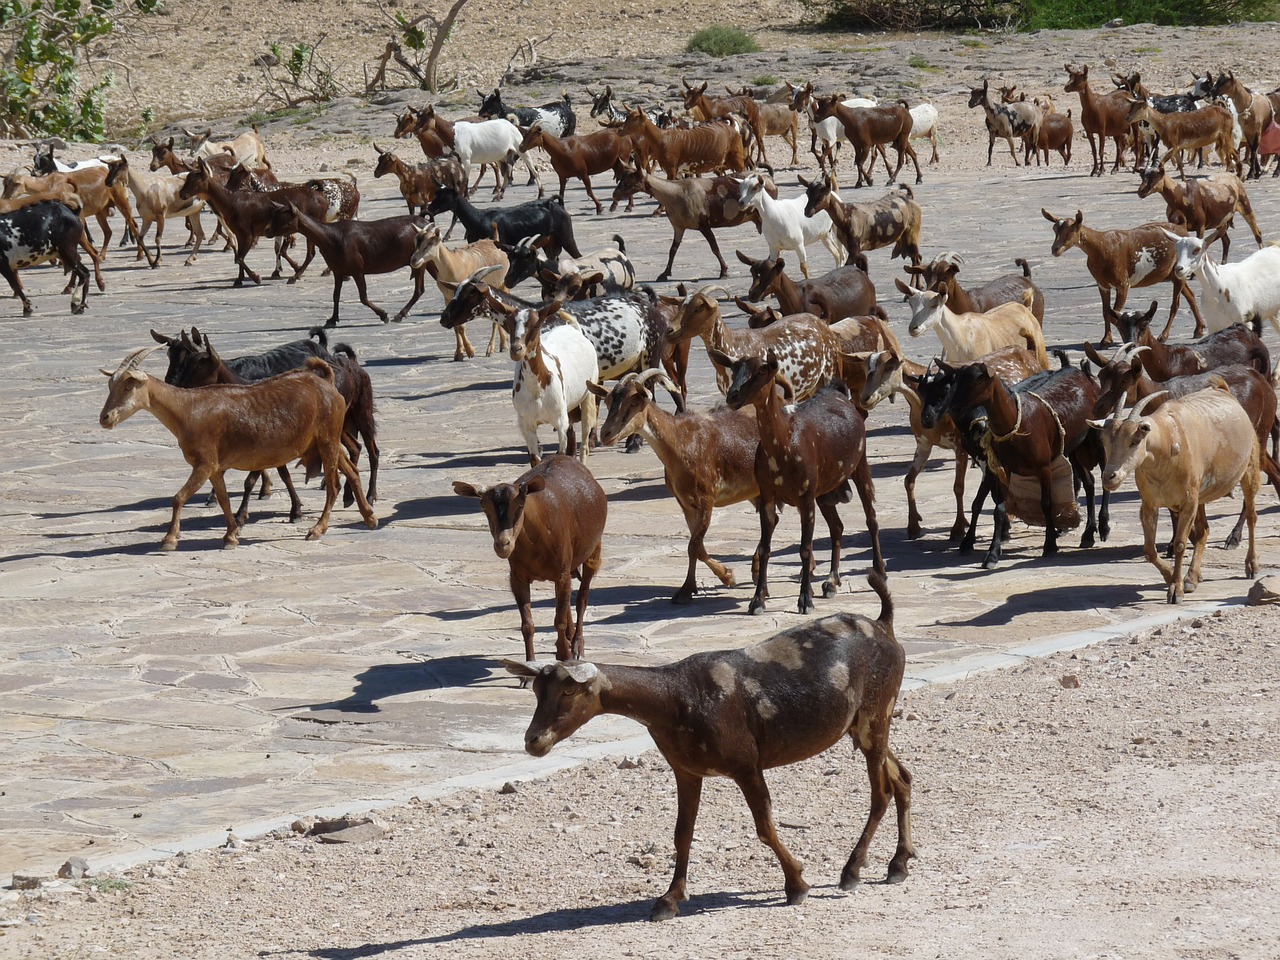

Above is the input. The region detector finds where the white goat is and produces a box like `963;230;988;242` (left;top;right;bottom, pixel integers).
738;173;844;278
123;165;207;267
895;277;1048;368
908;102;941;164
1168;227;1280;335
508;300;599;465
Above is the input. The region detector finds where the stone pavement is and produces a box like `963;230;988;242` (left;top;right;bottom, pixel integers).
1;147;1276;881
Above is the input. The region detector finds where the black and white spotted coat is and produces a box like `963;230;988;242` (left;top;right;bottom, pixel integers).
0;201;91;315
478;90;576;139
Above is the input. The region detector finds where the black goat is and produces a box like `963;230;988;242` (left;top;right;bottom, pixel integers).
478;89;576;138
426;186;582;260
0;200;93;316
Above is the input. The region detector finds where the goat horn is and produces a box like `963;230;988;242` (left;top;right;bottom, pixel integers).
109;346;160;380
1129;391;1167;421
691;283;731;301
466;263;505;285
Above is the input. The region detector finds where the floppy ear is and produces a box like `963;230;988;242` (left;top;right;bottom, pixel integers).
707;346;736;368
585;381;611;399
452;481;485;498
523;475;547;496
1041;208;1057;223
503;659;543;681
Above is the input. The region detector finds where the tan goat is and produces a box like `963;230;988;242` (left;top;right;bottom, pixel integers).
895;277;1048;368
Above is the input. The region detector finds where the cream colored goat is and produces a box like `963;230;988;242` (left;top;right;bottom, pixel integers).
895;277;1048;368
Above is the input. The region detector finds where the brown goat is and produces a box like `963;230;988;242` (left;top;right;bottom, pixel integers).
903;254;1045;325
504;569;912;920
373;145;465;217
1136;165;1262;262
98;348;376;549
681;79;768;164
800;175;923;264
264;202;429;326
1042;209;1205;343
1212;71;1274;180
1064;63;1139;176
719;349;884;614
1106;300;1271;380
518;124;634;214
736;249;880;322
813;95;922;187
1126;98;1238;179
590;370;760;604
619;108;749;181
453;455;605;661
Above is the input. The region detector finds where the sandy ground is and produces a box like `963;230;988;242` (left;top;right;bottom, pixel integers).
2;605;1276;959
2;11;1280;959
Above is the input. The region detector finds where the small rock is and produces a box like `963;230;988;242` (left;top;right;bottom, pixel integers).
222;833;242;850
905;712;920;721
291;817;316;834
147;865;170;879
1060;674;1081;689
319;162;332;172
252;52;279;68
316;821;386;844
10;875;42;891
499;782;518;795
1246;575;1280;605
617;757;643;770
57;858;89;880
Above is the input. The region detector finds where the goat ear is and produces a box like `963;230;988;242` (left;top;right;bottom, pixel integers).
150;329;171;345
502;659;542;681
585;381;610;400
579;269;606;286
523;475;547;496
676;282;688;297
1074;210;1083;225
735;249;754;266
893;276;915;297
1143;301;1159;322
452;480;485;499
1085;418;1109;431
1040;208;1057;223
1082;340;1106;367
707;346;736;368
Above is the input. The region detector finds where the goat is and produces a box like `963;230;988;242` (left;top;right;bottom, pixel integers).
517;123;633;214
183;126;268;167
812;95;922;187
609;166;758;280
800;175;922;265
454;455;604;661
1211;71;1274;180
742;89;802;166
926;358;1109;568
860;344;1046;541
1167;226;1280;337
667;287;843;400
739;173;844;279
1088;383;1260;602
902;254;1045;324
1126;98;1238;179
618;108;749;180
503;569;912;920
540;234;635;293
718;350;884;613
1016;92;1073;166
372;145;465;218
1064;63;1140;175
895;277;1048;368
589;370;761;603
1086;342;1280;549
417;104;541;199
1108;300;1271;380
1137;166;1261;262
410;227;510;360
151;326;379;509
788;83;882;172
121;161;207;267
587;85;669;129
967;79;1042;167
98;348;376;548
392;106;499;194
261;202;428;326
0;200;93;315
681;79;768;166
1042;209;1205;343
736;249;879;322
426;185;581;260
478;89;576;138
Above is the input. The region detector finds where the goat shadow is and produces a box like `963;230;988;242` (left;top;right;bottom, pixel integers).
271;887;810;957
285;654;499;715
931;579;1150;628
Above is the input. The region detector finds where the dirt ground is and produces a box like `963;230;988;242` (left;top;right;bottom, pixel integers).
2;605;1276;959
2;9;1279;959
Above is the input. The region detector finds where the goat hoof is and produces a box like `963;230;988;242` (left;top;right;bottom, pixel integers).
671;590;694;605
785;885;810;906
838;874;860;892
222;538;239;550
158;539;178;552
886;867;909;885
270;270;282;280
324;319;339;328
649;899;680;922
797;595;815;615
982;557;999;570
747;599;767;616
364;515;378;529
305;529;324;541
73;304;87;315
286;276;299;285
822;581;838;598
1223;535;1241;550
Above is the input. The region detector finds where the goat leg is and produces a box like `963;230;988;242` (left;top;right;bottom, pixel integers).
651;772;703;921
552;574;574;662
392;268;427;322
1037;466;1060;558
208;472;241;548
818;498;844;598
1;262;32;315
700;227;729;279
852;452;885;575
161;464;213;550
737;768;809;906
512;575;537;663
748;499;779;615
796;498;818;614
981;486;1008;569
571;543;601;660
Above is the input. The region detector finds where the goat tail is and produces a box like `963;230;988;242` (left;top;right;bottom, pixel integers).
304;357;336;382
611;233;626;254
871;304;889;321
867;569;893;629
897;183;914;198
308;326;329;349
333;343;359;360
1053;348;1071;369
1015;257;1032;277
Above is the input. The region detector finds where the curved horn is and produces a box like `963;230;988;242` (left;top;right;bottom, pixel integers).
1129;390;1167;421
690;283;732;302
466;263;506;285
109;346;160;380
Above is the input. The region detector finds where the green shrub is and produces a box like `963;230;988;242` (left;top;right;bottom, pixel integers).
800;0;1272;29
686;26;760;57
1022;0;1270;27
752;74;781;86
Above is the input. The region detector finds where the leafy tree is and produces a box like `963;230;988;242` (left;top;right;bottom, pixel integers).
1;0;158;141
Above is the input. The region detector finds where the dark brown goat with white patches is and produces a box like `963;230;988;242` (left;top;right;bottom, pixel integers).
453;455;605;662
812;95;922;187
505;569;913;921
1136;165;1262;262
800;174;923;265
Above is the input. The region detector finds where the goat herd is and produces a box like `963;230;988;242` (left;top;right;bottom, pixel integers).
5;61;1280;920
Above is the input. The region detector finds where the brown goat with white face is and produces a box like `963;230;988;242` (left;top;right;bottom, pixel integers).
453;455;605;662
505;569;913;921
98;348;377;550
